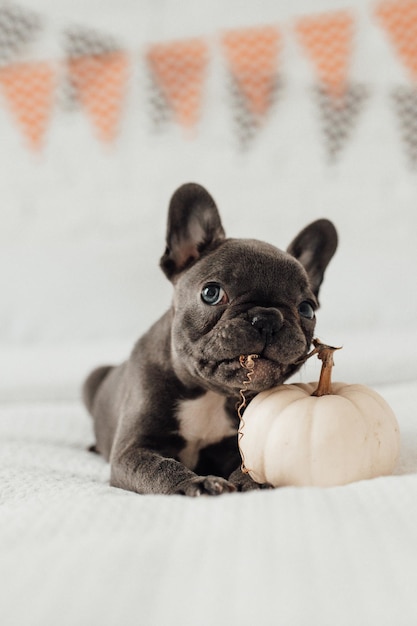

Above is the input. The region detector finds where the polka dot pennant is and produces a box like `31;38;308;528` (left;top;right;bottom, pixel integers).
0;3;42;66
314;84;369;161
67;51;129;142
375;0;417;82
295;10;354;100
64;26;121;59
375;2;417;167
392;86;417;167
295;10;368;161
64;26;129;142
0;61;56;149
222;25;281;148
146;38;209;130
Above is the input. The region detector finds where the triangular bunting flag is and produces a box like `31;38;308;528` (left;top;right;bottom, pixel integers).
295;11;354;99
0;3;42;65
67;51;129;142
0;62;56;149
64;25;121;58
392;86;417;166
224;72;282;150
375;1;417;82
314;84;369;160
147;39;208;129
62;25;126;118
222;26;280;117
147;70;172;131
295;11;366;161
228;74;259;148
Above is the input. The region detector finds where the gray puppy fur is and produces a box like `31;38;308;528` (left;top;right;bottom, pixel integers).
83;183;338;496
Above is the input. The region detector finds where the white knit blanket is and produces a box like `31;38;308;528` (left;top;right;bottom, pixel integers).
1;379;417;626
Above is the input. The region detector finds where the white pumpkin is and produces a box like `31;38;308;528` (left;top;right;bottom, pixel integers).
238;343;401;488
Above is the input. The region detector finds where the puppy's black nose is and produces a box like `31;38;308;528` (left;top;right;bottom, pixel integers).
250;307;284;343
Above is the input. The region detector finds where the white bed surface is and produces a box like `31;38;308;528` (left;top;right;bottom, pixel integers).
1;380;417;626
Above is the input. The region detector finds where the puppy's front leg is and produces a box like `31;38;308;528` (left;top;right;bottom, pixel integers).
110;444;236;496
228;466;273;492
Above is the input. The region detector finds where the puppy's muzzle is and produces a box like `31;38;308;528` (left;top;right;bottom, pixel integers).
250;307;284;344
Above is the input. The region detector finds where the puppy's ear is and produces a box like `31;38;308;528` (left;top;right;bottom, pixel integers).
160;183;225;281
287;219;338;298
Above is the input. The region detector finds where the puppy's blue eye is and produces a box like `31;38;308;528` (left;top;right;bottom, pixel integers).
201;283;228;306
298;301;315;320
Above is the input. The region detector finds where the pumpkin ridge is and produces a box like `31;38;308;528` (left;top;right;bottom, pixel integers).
342;391;378;476
314;394;363;485
343;387;400;474
305;398;316;484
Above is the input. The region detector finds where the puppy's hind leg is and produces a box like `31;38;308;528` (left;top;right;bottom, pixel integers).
82;365;113;414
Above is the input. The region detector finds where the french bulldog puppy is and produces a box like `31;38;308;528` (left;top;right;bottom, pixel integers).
83;183;337;496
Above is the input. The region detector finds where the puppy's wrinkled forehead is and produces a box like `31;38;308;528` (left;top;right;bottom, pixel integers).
176;238;312;302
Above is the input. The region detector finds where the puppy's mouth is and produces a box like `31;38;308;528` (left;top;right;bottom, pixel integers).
239;355;296;389
212;350;307;393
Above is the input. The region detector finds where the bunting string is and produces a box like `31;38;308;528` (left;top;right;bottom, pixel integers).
0;1;416;167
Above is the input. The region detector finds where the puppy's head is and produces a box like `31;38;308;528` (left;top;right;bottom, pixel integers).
161;183;338;395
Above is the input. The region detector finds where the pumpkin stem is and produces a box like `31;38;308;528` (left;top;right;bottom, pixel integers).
311;339;342;397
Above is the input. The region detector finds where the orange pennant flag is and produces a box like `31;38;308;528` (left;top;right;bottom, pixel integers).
0;62;56;149
222;26;280;117
147;38;208;129
295;10;354;99
375;0;417;82
68;51;129;142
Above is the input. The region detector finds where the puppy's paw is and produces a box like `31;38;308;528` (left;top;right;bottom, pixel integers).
175;475;236;497
228;468;273;492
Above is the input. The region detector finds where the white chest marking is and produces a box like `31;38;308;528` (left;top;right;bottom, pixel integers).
176;391;236;470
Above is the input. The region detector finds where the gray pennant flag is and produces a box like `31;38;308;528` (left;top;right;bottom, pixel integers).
0;3;42;65
392;86;417;168
228;73;282;150
313;84;369;161
60;25;121;111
